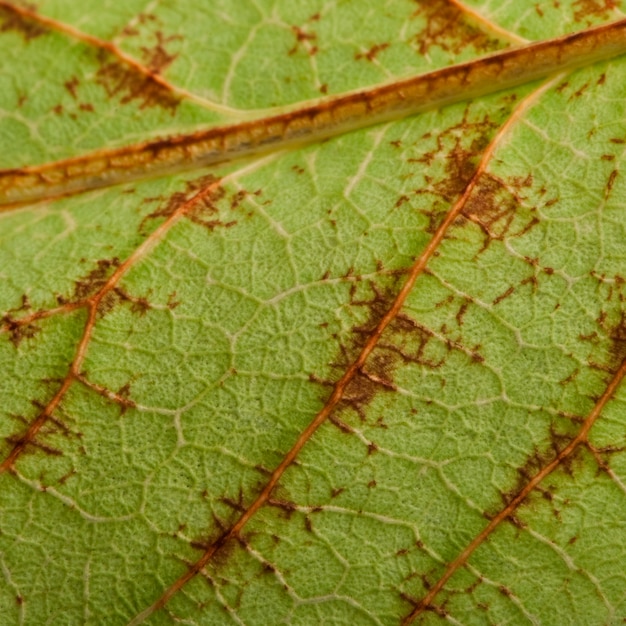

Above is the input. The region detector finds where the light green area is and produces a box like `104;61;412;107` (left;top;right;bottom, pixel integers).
464;0;626;39
1;2;626;625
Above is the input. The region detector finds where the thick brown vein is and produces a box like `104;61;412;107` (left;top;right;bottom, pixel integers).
2;18;626;207
402;356;626;624
127;73;558;626
0;179;221;473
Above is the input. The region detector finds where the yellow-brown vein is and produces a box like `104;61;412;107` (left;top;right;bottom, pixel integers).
402;356;626;623
2;18;626;207
126;70;560;626
0;154;278;472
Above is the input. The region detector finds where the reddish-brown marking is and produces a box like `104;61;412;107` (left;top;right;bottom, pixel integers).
0;0;181;112
64;76;79;99
1;299;84;346
139;31;182;75
288;24;318;56
401;357;626;623
355;43;390;62
411;0;501;56
75;374;137;414
492;285;515;305
573;0;619;23
5;18;626;206
127;78;549;626
0;2;45;39
0;178;222;472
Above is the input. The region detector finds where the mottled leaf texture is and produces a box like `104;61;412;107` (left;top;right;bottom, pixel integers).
1;1;626;625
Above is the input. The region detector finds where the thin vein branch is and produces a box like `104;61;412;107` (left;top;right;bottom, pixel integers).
126;71;558;626
402;357;626;623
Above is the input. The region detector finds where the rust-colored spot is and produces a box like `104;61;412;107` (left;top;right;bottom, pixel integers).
94;49;180;113
72;258;120;301
569;81;590;99
141;174;220;231
461;172;537;245
139;31;182;75
1;295;39;347
411;0;501;56
606;168;618;194
0;3;46;40
355;43;390;62
288;24;318;56
573;0;620;23
492;285;515;306
411;110;500;209
395;194;410;208
64;76;79;99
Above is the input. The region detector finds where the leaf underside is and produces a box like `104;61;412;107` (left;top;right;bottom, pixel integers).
1;1;626;625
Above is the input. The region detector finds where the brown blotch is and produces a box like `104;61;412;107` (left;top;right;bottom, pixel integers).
166;291;180;309
140;31;182;75
496;423;584;520
0;3;46;41
113;287;153;316
323;276;481;429
355;43;390;62
411;0;501;56
94;49;180;113
141;174;220;231
72;257;121;300
569;81;590;100
606;169;618;194
288;24;318;56
2;295;40;347
461;172;537;247
492;285;515;306
64;76;80;99
267;498;298;519
573;0;620;23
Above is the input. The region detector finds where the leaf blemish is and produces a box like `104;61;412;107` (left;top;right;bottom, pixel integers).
0;3;46;41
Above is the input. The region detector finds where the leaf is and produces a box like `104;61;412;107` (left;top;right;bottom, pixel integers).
1;1;626;624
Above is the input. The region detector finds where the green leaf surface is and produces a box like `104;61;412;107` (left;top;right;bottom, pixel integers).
1;1;626;624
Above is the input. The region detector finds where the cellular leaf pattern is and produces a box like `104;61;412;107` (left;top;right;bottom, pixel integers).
1;1;626;625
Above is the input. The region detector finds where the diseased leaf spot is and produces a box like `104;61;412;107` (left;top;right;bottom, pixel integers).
64;76;80;99
72;257;120;301
573;0;621;23
139;31;182;75
0;3;46;41
355;43;390;62
1;295;39;346
461;172;537;246
288;24;318;57
94;49;180;113
410;0;502;56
